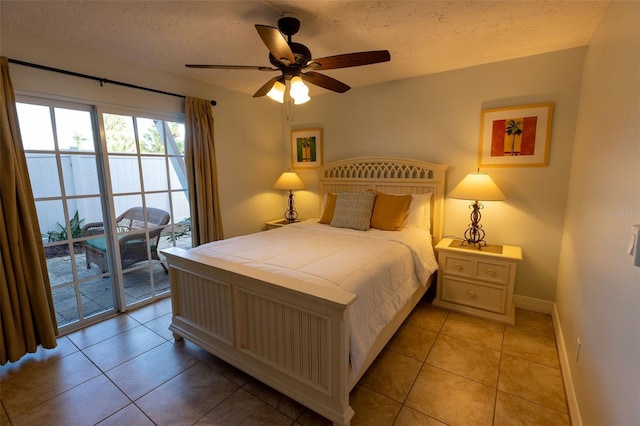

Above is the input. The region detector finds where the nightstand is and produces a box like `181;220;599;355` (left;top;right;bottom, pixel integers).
433;238;522;325
264;219;291;230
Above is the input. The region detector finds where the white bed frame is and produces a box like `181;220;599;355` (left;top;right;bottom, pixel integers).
162;157;447;426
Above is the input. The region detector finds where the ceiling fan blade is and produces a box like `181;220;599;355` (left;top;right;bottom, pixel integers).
306;50;390;70
301;72;350;93
186;64;278;71
255;25;295;65
253;76;284;98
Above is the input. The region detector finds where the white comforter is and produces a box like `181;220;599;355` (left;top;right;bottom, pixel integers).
191;220;438;376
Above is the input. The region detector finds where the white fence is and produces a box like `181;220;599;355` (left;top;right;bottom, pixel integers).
27;152;190;240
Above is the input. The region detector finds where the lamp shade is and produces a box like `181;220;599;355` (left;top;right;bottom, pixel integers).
273;172;305;190
448;172;505;201
289;76;310;105
266;80;285;103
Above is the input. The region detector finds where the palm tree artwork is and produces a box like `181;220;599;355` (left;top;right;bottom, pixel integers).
298;137;316;162
505;119;523;155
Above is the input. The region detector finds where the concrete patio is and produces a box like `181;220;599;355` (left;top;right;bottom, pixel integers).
46;246;177;328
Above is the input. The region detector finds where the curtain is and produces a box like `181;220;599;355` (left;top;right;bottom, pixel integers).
184;97;223;245
0;57;58;365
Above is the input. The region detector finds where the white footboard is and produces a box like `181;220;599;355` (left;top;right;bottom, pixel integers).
162;247;357;426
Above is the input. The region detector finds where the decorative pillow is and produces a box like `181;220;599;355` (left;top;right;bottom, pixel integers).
319;192;337;224
330;191;376;231
370;192;412;231
402;192;432;230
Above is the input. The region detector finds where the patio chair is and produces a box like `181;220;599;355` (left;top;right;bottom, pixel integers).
82;207;170;273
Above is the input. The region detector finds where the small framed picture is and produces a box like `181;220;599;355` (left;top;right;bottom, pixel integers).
291;128;322;169
478;103;553;167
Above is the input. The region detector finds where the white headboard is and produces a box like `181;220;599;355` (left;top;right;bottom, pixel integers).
317;156;448;243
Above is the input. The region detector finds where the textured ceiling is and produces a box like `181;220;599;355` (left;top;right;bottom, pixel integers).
1;1;608;97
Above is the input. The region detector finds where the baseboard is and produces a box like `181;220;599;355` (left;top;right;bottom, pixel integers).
552;303;582;426
513;295;581;424
513;294;554;314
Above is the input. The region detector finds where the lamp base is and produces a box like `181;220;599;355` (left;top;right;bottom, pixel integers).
461;201;487;249
283;190;299;223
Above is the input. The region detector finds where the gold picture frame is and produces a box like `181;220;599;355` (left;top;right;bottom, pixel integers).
291;128;322;169
478;103;553;167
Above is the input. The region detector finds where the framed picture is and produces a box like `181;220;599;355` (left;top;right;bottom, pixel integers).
478;103;553;167
291;128;323;169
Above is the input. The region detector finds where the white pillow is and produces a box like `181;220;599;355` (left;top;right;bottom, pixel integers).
330;191;376;231
403;193;432;230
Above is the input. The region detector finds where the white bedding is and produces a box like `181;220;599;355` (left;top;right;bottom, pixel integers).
191;220;438;376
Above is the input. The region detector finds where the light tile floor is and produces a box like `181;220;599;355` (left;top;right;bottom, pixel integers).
1;298;571;425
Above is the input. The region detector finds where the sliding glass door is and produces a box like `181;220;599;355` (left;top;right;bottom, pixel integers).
100;109;190;308
16;96;190;332
17;99;114;329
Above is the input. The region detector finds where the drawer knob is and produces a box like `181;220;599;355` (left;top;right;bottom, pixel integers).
486;268;495;276
467;290;477;299
454;263;463;271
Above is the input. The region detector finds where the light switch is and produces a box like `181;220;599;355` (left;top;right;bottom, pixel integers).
629;224;640;267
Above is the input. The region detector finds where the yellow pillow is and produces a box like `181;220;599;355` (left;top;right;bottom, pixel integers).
319;193;337;224
370;192;412;231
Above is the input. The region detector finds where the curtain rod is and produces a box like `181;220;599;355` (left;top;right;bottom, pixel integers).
8;58;217;106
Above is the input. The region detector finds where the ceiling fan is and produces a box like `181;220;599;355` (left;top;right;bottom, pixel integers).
186;14;390;103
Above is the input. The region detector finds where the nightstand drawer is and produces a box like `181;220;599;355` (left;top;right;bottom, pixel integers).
443;256;473;277
441;277;507;314
475;260;509;285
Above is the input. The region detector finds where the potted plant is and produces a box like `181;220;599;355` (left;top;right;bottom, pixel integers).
45;210;85;257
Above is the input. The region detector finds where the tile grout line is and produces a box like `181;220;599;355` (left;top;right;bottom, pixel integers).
84;307;193;425
492;324;507;425
389;309;451;425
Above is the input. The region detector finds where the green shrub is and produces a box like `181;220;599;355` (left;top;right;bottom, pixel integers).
47;210;85;242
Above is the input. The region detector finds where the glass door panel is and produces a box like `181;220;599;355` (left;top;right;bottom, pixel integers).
50;286;80;325
61;155;101;196
164;121;191;251
17;98;116;331
102;111;189;309
27;153;62;198
137;117;166;154
18;103;55;150
104;113;136;153
141;156;169;191
79;277;116;318
109;156;142;193
54;108;96;152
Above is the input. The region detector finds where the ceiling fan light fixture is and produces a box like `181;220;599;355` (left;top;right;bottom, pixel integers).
290;76;310;104
187;17;390;104
266;80;285;103
293;93;310;105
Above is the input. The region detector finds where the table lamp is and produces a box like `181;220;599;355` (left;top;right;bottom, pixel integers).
448;170;505;247
273;171;305;223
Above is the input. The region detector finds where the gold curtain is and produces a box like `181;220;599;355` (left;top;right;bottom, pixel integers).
184;97;223;245
0;57;58;365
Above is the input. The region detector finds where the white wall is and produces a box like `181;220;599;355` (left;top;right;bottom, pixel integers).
555;2;640;424
290;48;586;302
2;30;287;238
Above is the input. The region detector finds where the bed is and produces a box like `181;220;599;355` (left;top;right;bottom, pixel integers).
161;156;447;425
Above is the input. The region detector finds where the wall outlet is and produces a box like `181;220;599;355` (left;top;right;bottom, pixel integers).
576;338;582;362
